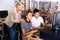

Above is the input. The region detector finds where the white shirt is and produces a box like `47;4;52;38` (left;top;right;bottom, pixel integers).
31;16;44;27
15;11;21;21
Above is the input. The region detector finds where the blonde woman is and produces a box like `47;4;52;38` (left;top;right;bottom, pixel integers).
5;2;24;40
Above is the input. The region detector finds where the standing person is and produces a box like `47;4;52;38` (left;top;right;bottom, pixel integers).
4;2;24;40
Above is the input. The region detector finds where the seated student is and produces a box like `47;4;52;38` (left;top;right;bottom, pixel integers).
31;8;45;30
21;9;38;38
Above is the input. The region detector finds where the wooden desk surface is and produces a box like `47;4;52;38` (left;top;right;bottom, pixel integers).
26;33;43;40
0;21;5;25
46;23;52;27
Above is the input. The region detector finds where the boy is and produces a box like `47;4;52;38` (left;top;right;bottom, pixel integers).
31;8;44;30
21;9;38;39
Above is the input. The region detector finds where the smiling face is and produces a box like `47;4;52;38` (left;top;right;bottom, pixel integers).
33;8;40;18
34;12;40;18
26;13;32;20
16;2;24;11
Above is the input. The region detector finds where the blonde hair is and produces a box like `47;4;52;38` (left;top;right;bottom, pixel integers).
15;2;23;7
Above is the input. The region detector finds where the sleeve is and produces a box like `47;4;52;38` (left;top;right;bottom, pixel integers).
41;17;44;24
21;23;25;29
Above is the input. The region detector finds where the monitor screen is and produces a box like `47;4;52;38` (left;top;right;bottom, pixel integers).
0;11;8;18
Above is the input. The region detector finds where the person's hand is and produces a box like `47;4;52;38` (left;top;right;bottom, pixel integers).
32;26;38;30
45;20;48;24
31;30;38;33
20;19;25;23
0;20;1;22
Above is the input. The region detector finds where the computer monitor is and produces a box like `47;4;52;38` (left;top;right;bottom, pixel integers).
0;11;8;18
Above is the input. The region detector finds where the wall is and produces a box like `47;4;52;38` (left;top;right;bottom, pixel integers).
0;0;15;11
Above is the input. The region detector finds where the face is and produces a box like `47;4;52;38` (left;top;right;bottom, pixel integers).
26;13;32;20
16;4;24;11
34;12;40;18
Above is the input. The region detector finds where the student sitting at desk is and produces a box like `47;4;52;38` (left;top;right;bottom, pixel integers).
21;9;38;40
31;8;45;30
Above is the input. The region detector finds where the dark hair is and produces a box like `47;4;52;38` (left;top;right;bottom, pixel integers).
33;8;39;14
25;9;32;16
24;9;32;19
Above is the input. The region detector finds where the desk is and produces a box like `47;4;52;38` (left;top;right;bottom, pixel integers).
26;33;43;40
45;23;52;28
0;21;5;25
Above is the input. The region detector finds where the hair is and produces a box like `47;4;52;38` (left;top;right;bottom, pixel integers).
15;2;23;7
24;9;32;19
33;8;39;14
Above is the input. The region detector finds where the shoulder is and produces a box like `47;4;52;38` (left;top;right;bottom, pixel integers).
39;16;43;19
31;16;35;21
8;7;16;15
21;21;26;25
32;16;36;19
8;7;15;13
21;21;26;28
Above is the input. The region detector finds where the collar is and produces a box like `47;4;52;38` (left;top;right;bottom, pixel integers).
15;7;17;13
25;19;31;23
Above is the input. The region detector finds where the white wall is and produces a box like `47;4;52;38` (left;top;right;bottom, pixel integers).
26;0;29;10
0;0;15;11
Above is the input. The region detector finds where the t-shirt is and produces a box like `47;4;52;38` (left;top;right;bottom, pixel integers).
31;16;44;27
15;8;21;20
21;19;32;33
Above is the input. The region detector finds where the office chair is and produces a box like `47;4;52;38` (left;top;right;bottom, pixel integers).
0;11;8;40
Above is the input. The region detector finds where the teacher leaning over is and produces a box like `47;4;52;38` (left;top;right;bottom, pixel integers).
4;2;24;40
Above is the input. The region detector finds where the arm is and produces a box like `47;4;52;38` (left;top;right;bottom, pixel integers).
32;26;44;30
42;20;48;27
9;10;20;23
10;13;24;23
36;17;49;29
39;20;48;30
22;28;38;36
9;9;25;23
11;13;24;23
